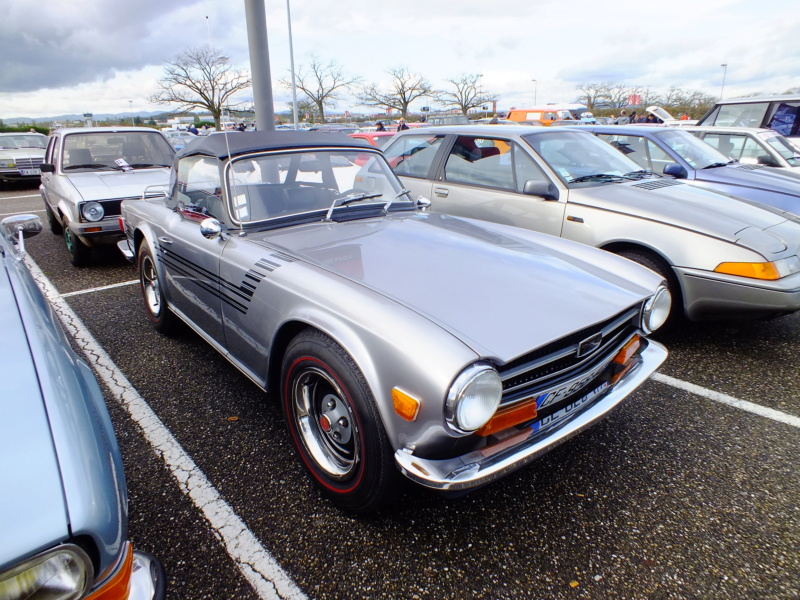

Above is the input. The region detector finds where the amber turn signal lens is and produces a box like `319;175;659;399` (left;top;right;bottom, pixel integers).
613;335;641;365
392;388;420;421
475;400;538;437
714;262;780;280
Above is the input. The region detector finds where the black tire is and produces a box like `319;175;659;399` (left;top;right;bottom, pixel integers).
45;204;62;235
282;329;398;513
64;226;91;267
137;241;176;334
617;249;683;327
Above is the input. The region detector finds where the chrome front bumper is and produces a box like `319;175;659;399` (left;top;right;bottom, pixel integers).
131;551;166;600
394;340;668;491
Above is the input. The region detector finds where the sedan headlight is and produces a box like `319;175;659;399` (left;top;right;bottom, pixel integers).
0;545;93;600
446;363;503;434
81;202;104;222
714;256;800;280
0;159;15;168
642;285;671;334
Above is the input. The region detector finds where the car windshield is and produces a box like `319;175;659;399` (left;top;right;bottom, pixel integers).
226;149;411;224
522;130;642;184
0;134;47;149
654;129;731;169
61;131;175;171
760;132;800;166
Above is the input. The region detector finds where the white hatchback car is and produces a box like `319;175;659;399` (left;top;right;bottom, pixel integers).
39;127;175;266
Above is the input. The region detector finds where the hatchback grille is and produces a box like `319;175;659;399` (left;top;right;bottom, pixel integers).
14;157;44;169
632;179;683;190
99;199;123;216
497;305;641;406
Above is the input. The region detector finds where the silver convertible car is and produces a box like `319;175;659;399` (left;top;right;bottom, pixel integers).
118;131;669;512
382;125;800;325
0;215;164;599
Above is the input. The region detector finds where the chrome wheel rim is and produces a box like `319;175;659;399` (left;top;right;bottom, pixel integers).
140;254;162;317
290;365;359;479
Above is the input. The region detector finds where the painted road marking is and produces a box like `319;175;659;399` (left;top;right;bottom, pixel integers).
0;193;40;200
0;209;45;217
61;279;138;297
25;255;307;600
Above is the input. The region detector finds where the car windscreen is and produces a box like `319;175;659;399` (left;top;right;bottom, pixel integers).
522;130;641;184
761;132;800;166
61;131;175;171
226;149;411;224
654;130;730;169
0;135;47;149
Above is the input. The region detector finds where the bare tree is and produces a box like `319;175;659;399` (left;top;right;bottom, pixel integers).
279;56;359;123
148;46;251;130
575;82;610;110
436;74;498;116
356;67;432;119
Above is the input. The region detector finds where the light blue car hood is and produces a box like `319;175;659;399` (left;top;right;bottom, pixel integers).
255;212;658;361
66;168;170;202
0;269;68;570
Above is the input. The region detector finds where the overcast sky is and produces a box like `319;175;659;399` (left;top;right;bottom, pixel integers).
1;0;798;120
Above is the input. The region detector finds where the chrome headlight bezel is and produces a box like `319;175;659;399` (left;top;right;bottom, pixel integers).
0;544;93;600
81;201;105;222
642;285;671;334
445;363;503;435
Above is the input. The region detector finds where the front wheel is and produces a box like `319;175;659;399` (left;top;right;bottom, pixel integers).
618;249;683;328
45;204;62;235
138;241;176;334
282;329;398;513
64;226;91;267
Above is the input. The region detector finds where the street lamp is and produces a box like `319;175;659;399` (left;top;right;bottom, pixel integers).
286;0;299;129
128;100;133;125
720;64;728;100
532;79;537;105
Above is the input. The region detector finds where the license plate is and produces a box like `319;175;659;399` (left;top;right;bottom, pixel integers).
530;380;610;434
20;168;41;176
535;360;608;410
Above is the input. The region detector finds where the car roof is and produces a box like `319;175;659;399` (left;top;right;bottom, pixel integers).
393;124;592;137
708;94;800;105
680;125;776;134
176;130;373;160
53;126;164;135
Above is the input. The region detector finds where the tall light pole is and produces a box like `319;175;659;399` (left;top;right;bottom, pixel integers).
720;64;728;100
286;0;299;129
128;100;133;125
532;79;537;105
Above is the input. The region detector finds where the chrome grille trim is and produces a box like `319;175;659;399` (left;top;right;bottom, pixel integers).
632;179;683;190
14;157;44;169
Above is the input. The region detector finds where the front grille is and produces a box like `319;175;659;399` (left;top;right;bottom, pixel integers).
632;179;683;190
99;199;123;217
14;157;44;169
497;305;641;406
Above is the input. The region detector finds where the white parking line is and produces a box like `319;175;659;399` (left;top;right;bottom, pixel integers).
0;209;45;217
652;373;800;429
25;256;307;600
0;193;40;200
61;280;139;297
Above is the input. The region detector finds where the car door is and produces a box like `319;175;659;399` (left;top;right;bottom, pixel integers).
383;133;448;201
156;156;227;346
428;135;565;237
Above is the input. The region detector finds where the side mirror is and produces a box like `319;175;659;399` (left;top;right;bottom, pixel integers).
40;163;55;173
523;180;559;200
200;218;224;240
663;163;688;179
416;196;432;210
2;214;43;256
757;154;780;167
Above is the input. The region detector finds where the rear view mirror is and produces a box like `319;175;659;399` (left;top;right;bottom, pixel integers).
663;164;688;179
40;163;55;173
523;180;559;200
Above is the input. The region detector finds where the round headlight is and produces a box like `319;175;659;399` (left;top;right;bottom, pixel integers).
0;544;93;600
446;363;502;434
642;286;671;333
81;201;104;222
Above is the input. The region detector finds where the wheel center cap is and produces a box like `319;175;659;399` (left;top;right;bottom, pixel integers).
319;414;332;433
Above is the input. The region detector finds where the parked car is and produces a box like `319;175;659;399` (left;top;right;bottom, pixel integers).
308;124;362;134
382;125;800;324
696;94;800;140
164;130;199;151
0;213;165;600
39;127;175;266
0;132;47;185
118;130;669;512
683;125;800;169
348;130;396;148
583;125;800;215
423;114;471;126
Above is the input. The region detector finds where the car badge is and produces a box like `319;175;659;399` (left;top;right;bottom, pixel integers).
577;332;603;358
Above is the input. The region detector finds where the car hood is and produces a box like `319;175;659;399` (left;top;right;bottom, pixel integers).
573;179;790;242
0;148;45;160
697;164;800;194
253;212;657;361
66;168;170;201
0;271;68;570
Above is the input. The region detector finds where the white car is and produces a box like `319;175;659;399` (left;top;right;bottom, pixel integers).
0;132;47;185
39;127;175;266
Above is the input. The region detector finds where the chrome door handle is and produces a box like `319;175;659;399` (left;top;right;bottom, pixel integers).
434;187;449;198
158;237;173;245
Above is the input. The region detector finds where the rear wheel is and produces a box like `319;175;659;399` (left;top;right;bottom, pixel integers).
138;241;176;334
282;329;398;513
618;249;683;327
64;226;91;267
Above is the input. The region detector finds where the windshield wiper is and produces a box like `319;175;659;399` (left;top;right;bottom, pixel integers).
568;173;635;183
382;188;411;215
702;162;730;169
127;163;171;168
63;163;123;171
624;169;658;179
324;192;383;221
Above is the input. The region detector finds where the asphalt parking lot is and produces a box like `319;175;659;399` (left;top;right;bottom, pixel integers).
3;182;799;600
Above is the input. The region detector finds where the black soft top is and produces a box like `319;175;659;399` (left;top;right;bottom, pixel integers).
176;130;371;161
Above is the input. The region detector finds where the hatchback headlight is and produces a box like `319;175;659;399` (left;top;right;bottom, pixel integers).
0;545;93;600
642;285;671;334
446;363;503;434
81;201;105;222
